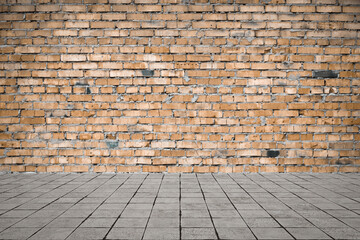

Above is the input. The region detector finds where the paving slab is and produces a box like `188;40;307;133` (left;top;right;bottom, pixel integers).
0;173;359;240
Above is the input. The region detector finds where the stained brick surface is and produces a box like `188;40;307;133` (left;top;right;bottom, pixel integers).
0;0;359;173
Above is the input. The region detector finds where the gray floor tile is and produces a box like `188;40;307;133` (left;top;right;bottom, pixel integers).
216;227;256;239
0;227;39;239
153;203;179;210
245;218;281;228
321;227;360;239
307;217;348;228
66;227;109;240
181;227;217;240
0;173;359;240
46;218;84;228
0;218;22;228
80;217;117;228
147;217;179;228
181;209;210;218
106;227;144;240
181;202;207;209
121;209;151;218
286;227;331;239
1;210;35;218
12;217;53;228
182;217;213;227
276;217;314;227
114;218;148;228
209;209;239;218
143;227;180;240
339;217;360;229
28;227;74;240
212;217;247;228
239;210;271;218
252;227;294;239
150;209;179;218
91;209;123;218
59;209;92;218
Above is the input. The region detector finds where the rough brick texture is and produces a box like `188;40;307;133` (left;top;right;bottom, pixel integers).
0;0;359;173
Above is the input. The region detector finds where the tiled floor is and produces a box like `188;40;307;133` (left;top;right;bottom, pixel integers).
0;173;359;240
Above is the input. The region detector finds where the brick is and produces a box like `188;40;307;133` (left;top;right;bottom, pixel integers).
1;1;359;174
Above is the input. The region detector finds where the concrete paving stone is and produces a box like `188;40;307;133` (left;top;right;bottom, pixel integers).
296;210;332;218
181;188;201;193
181;192;203;198
312;203;345;210
150;209;179;218
121;209;151;218
181;198;205;204
153;203;179;210
181;209;210;218
28;227;74;240
1;210;35;218
326;209;359;218
261;203;290;210
245;218;281;228
267;210;302;218
130;198;155;204
15;203;47;210
80;217;117;228
106;227;144;240
251;227;294;240
46;218;84;228
210;209;240;218
238;210;271;218
276;217;314;228
181;227;217;240
143;227;180;240
286;227;331;239
182;217;213;228
340;203;360;210
105;197;131;204
216;227;256;239
234;203;262;210
339;218;360;229
134;192;157;198
28;210;65;218
0;227;40;239
207;203;234;210
59;209;92;218
114;218;148;228
54;198;82;204
124;204;153;210
321;227;360;240
226;193;248;198
0;218;22;228
212;217;247;228
205;198;231;204
157;192;179;198
69;203;100;210
12;217;53;228
147;217;179;228
42;204;73;210
204;192;227;198
230;197;256;204
181;202;208;210
155;198;179;204
66;227;109;240
97;203;126;210
91;209;124;218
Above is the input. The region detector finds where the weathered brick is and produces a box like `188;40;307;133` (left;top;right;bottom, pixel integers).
0;1;359;173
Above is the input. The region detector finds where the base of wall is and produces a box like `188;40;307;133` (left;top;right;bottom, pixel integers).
1;164;359;173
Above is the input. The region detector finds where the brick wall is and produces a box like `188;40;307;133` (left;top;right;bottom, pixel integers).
0;0;359;173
